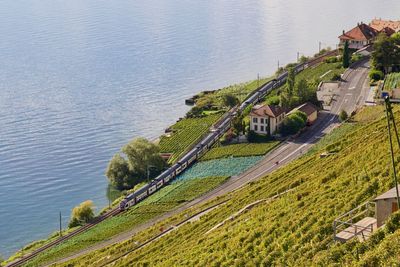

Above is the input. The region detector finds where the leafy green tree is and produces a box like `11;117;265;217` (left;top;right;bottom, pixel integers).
105;154;136;190
286;67;296;96
342;41;350;68
295;78;309;102
232;112;244;137
122;138;166;179
372;33;400;74
280;111;307;136
222;94;239;108
69;200;95;228
339;110;348;122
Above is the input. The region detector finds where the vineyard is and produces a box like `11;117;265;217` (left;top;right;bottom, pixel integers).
54;106;400;266
384;72;400;90
200;142;280;161
158;113;222;163
176;156;263;181
16;176;228;267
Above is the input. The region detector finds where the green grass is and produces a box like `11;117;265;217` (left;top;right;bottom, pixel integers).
177;156;263;181
54;106;400;267
158;113;222;163
200;142;280;161
384;72;400;91
18;176;229;267
264;62;345;102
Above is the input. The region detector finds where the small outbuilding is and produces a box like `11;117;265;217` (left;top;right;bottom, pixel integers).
374;185;400;227
288;102;318;125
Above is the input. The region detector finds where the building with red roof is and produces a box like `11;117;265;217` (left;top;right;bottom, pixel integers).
338;23;378;49
249;104;285;135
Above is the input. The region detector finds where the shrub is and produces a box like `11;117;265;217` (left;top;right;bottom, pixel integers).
339;110;348;122
369;69;384;81
331;73;341;81
69;200;95;228
385;210;400;234
324;56;338;63
280;111;307;136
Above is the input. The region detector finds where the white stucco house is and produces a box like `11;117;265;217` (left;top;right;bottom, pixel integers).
249;104;285;136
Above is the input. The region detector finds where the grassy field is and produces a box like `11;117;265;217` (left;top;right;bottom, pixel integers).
158;113;221;163
53;106;400;266
11;176;228;267
176;156;263;181
200;142;280;161
384;72;400;90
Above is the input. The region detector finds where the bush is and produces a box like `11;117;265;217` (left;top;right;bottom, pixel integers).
247;130;257;142
324;56;338;63
369;69;384;82
280;111;307;136
339;110;348;122
385;210;400;234
69;200;95;228
331;73;341;81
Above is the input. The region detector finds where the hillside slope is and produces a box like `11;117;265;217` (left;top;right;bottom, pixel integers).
55;106;400;266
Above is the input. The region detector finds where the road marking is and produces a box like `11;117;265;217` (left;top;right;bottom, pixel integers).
349;86;355;90
345;93;353;96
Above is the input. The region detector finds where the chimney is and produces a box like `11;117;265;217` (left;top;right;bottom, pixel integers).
343;30;345;35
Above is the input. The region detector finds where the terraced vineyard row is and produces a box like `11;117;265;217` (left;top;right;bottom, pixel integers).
384;72;400;90
200;142;280;161
158;113;222;163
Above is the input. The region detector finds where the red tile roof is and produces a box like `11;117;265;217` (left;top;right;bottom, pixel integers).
370;19;400;32
339;23;378;41
291;102;318;116
250;104;285;118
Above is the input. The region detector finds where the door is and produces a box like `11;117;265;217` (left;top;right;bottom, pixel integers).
392;202;398;213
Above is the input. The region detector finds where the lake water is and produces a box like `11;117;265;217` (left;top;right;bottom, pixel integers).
0;0;399;257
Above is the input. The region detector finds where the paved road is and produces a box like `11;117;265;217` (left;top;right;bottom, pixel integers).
49;59;370;266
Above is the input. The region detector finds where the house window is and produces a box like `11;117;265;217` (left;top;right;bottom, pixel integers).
254;125;258;131
260;126;264;132
253;117;258;123
260;118;264;124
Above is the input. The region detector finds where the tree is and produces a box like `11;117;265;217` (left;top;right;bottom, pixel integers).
286;67;296;97
105;154;135;190
372;33;400;74
295;78;309;102
232;113;244;137
69;200;95;228
339;110;348;122
222;94;239;108
280;111;307;136
342;40;350;68
122;138;166;180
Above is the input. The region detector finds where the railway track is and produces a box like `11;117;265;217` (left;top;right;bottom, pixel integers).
6;208;121;267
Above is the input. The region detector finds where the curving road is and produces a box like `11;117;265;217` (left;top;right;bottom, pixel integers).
48;59;371;266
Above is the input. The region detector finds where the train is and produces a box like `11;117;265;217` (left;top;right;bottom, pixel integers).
119;51;337;211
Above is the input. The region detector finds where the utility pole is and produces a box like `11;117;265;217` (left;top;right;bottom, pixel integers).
297;52;300;62
319;41;322;53
59;212;62;237
257;73;260;89
384;96;400;209
277;60;280;70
